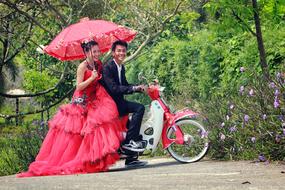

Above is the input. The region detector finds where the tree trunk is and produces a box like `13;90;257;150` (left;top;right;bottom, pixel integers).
252;0;270;80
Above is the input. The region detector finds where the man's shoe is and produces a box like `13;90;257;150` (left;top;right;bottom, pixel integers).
125;160;148;169
122;140;146;152
137;140;148;149
118;147;138;159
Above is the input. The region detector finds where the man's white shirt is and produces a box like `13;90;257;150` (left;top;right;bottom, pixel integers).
113;59;136;91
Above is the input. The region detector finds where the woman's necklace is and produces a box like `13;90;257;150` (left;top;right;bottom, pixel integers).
85;60;97;70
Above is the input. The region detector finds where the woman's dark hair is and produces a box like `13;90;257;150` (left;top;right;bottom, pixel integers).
111;40;128;52
81;40;98;53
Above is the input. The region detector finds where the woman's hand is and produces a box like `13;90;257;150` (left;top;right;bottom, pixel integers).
90;69;98;80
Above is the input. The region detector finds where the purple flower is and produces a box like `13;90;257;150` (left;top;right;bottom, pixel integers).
32;120;40;126
240;67;245;72
251;137;256;143
221;122;225;128
226;115;230;121
269;82;276;88
258;154;266;162
239;86;245;94
220;133;226;141
276;72;281;79
274;97;280;108
201;131;208;138
275;135;281;143
283;128;285;136
244;115;250;122
40;121;46;127
229;126;237;133
262;114;267;120
249;89;254;96
203;117;209;123
229;104;234;109
274;89;280;96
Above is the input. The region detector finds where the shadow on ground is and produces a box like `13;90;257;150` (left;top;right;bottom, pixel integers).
109;159;211;172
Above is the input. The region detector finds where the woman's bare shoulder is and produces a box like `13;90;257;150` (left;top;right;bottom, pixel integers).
77;61;87;71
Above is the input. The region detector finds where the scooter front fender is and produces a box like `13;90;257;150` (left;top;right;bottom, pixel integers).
161;109;199;149
173;108;199;122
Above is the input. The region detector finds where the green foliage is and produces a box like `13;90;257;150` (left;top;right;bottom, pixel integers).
23;70;57;102
126;5;285;161
0;121;46;176
127;31;222;107
23;70;57;92
162;11;200;39
1;1;285;175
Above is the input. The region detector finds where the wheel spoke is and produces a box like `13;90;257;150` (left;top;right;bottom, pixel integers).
167;119;209;163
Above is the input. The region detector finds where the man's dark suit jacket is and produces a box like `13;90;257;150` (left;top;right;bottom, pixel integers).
101;59;135;115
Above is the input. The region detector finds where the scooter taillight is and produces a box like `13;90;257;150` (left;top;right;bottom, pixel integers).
147;85;160;100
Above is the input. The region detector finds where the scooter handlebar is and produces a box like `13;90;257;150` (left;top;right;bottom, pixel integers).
147;83;161;100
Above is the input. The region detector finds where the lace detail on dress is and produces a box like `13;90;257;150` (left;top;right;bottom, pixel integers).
72;93;87;106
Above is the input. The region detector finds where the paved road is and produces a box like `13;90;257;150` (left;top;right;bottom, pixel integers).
0;158;284;190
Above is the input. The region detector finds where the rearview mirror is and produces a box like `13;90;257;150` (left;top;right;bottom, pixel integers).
138;72;144;81
138;72;147;82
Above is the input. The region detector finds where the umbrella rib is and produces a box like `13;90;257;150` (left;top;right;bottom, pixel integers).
61;27;75;59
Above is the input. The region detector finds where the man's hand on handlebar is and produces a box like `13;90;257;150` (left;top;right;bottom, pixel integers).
133;84;148;92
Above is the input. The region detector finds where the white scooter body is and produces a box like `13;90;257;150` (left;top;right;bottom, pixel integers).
139;100;165;153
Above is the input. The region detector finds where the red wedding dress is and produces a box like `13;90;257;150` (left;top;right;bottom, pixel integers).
17;61;127;177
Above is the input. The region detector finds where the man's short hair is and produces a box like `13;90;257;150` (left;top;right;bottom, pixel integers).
111;40;128;52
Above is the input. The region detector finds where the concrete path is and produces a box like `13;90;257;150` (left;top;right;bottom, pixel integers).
0;158;284;190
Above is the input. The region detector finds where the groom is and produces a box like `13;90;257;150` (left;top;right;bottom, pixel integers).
102;40;147;168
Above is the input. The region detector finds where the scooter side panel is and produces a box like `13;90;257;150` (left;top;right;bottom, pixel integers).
139;100;164;152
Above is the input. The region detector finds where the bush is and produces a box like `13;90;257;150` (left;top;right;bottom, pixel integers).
207;69;285;161
0;121;46;176
125;23;285;161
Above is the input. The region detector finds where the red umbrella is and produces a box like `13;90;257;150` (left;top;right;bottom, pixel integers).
44;17;137;61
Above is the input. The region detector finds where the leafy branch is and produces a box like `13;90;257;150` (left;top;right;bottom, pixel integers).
0;62;68;98
0;87;74;120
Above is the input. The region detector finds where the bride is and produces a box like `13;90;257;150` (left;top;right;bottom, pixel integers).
17;40;127;177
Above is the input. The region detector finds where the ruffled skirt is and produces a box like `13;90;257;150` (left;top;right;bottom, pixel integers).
17;86;127;177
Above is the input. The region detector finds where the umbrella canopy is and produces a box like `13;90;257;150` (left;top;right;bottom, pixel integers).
44;17;137;61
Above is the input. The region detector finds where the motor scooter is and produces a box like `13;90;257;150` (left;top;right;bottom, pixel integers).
138;79;209;163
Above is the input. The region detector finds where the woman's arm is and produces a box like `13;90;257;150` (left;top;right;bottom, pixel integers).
76;63;98;91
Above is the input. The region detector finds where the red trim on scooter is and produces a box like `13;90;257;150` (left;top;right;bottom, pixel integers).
173;109;199;121
146;84;200;149
157;98;170;112
161;110;199;149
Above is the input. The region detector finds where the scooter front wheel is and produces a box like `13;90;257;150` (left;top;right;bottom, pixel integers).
167;119;209;163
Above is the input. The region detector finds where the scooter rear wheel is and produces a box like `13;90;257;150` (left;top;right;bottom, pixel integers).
167;119;209;163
